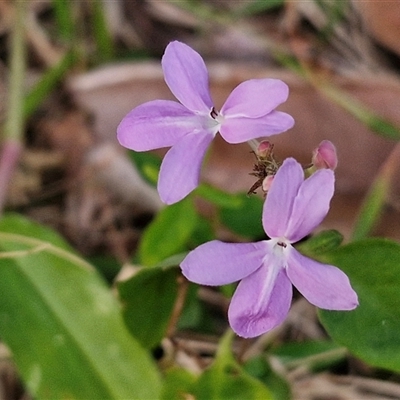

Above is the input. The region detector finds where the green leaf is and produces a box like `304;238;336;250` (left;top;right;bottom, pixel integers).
196;183;243;208
220;193;265;239
296;229;343;257
0;213;74;250
0;215;161;399
189;215;215;248
128;150;161;186
196;185;265;240
161;367;197;400
118;265;180;349
138;197;198;266
177;283;207;332
243;356;291;400
270;341;347;372
87;254;122;282
192;331;272;399
319;239;400;372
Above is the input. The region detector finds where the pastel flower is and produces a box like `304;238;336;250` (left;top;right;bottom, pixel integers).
117;41;294;204
181;158;358;338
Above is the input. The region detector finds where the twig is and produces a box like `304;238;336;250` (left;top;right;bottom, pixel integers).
166;275;189;337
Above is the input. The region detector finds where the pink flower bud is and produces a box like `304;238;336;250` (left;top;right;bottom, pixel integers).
262;175;274;192
312;140;338;170
256;141;273;158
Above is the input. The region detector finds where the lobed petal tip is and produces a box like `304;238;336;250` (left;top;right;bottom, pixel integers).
158;181;192;205
164;40;189;56
336;290;359;311
229;314;277;338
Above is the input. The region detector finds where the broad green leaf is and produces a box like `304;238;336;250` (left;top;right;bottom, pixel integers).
88;254;122;282
192;331;272;399
243;356;291;400
219;282;236;298
138;197;198;266
197;185;265;240
296;229;343;256
0;217;160;399
0;214;122;281
156;252;187;268
161;367;197;400
189;214;215;248
177;283;208;332
118;256;221;349
0;213;74;250
118;265;180;348
128;150;161;186
270;341;347;372
196;183;243;208
220;193;264;239
319;239;400;372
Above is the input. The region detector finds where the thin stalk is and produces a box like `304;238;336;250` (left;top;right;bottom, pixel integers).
351;142;400;240
23;50;76;119
275;52;400;141
5;0;25;143
0;0;26;213
91;0;114;63
247;139;260;153
51;0;75;41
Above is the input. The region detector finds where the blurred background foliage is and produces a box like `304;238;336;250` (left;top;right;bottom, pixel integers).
0;0;400;399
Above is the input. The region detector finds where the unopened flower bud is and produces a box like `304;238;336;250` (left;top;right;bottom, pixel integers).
312;140;338;170
262;175;274;192
257;141;273;158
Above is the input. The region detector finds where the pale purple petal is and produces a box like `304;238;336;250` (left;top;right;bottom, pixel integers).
162;41;213;113
285;169;335;242
220;79;289;118
158;131;213;204
117;100;202;151
262;158;304;238
219;111;294;144
228;258;292;338
286;249;358;310
181;241;266;286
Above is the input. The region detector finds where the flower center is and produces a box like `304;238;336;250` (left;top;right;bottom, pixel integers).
270;237;290;262
204;107;223;134
210;107;218;119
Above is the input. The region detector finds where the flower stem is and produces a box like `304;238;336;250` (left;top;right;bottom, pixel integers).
0;0;26;213
247;139;260;153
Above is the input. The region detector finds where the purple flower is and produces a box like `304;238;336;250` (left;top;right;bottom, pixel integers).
117;41;294;204
181;158;358;338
